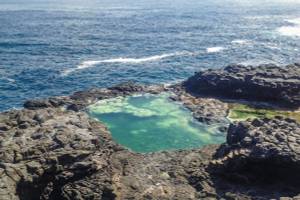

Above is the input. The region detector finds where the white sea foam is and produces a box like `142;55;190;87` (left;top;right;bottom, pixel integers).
78;52;187;69
206;47;225;53
277;18;300;37
266;45;280;50
6;78;15;83
286;18;300;25
278;26;300;37
62;51;194;76
231;40;250;45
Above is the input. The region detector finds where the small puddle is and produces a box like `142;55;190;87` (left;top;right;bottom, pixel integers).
88;93;226;153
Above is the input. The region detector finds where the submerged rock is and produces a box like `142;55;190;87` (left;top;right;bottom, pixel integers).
184;63;300;108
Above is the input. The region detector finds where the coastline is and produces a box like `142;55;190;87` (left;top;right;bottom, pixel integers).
0;63;299;199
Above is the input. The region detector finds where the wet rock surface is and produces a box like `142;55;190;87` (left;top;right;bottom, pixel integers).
184;63;300;108
1;65;300;199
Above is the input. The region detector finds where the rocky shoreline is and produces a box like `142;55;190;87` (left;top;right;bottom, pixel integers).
0;63;300;200
184;63;300;109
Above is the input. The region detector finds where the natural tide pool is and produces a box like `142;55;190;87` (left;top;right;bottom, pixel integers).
87;93;225;153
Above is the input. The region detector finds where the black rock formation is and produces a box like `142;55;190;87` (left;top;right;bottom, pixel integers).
210;117;300;198
1;65;300;199
184;63;300;108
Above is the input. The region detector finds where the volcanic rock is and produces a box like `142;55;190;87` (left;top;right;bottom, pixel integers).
211;117;300;197
1;64;300;199
184;63;300;108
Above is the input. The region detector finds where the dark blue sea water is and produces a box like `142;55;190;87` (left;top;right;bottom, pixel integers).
0;0;300;111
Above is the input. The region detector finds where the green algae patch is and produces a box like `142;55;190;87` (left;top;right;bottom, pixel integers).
88;93;225;153
228;104;300;123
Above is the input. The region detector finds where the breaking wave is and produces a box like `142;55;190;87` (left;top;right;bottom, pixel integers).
277;18;300;37
206;46;225;53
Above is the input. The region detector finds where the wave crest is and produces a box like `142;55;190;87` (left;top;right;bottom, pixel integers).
206;47;225;53
231;40;250;45
62;51;194;76
277;18;300;37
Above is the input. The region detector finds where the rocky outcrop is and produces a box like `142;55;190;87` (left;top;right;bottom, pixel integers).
0;106;225;200
24;82;167;112
184;63;300;108
0;108;120;200
210;117;300;198
23;82;230;126
217;117;300;166
1;64;300;199
2;97;300;199
170;84;229;125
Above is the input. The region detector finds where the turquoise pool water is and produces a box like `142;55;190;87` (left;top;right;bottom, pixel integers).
88;93;225;153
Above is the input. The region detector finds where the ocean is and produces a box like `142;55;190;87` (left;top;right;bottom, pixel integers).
0;0;300;111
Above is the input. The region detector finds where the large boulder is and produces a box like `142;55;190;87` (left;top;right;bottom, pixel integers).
184;63;300;108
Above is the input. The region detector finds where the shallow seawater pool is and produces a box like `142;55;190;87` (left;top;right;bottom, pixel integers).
88;93;226;153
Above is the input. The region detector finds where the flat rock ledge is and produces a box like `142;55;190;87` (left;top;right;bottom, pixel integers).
0;64;300;200
184;63;300;109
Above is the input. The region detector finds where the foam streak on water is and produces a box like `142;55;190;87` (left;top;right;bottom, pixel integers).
277;18;300;37
62;51;194;75
206;47;225;53
231;40;250;45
